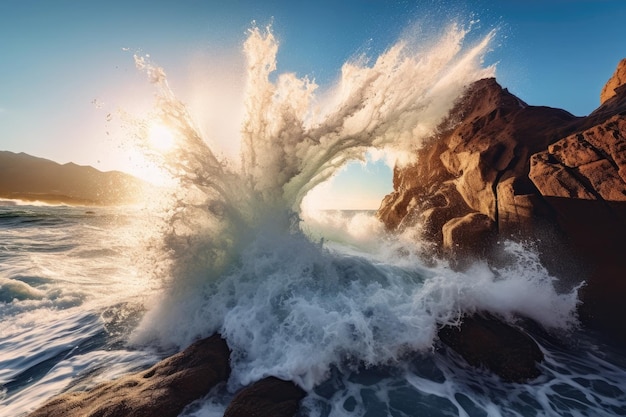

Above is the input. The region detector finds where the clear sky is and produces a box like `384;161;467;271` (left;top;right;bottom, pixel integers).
1;0;626;209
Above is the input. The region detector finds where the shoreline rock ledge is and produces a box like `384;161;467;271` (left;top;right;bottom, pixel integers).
27;335;307;417
28;335;231;417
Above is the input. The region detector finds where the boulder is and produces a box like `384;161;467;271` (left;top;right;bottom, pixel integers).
224;376;306;417
28;334;231;417
442;212;495;259
438;314;544;383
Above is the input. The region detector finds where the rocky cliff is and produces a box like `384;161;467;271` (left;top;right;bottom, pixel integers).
378;59;626;345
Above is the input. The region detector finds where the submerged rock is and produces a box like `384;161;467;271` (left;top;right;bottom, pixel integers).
224;376;307;417
438;314;544;383
28;334;231;417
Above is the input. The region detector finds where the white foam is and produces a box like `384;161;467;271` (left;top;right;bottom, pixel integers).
133;219;579;392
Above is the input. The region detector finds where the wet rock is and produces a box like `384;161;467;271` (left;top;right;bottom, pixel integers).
441;212;496;268
438;314;544;383
529;111;626;346
377;77;580;251
224;376;307;417
28;334;231;417
377;139;454;232
378;58;626;346
442;212;495;251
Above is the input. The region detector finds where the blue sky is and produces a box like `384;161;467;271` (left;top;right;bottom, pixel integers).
1;1;625;208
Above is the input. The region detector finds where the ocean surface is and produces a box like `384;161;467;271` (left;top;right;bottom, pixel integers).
0;205;624;417
2;22;626;417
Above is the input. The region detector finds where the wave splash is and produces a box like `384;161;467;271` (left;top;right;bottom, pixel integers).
128;22;579;393
134;22;495;226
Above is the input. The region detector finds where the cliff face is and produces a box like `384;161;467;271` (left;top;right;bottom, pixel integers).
378;59;626;344
377;78;583;250
0;151;146;205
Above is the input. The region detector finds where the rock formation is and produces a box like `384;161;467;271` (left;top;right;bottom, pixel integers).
378;58;626;346
377;78;581;247
224;377;307;417
28;335;231;417
438;314;544;383
27;335;309;417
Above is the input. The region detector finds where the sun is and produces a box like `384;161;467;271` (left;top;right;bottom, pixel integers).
148;123;176;152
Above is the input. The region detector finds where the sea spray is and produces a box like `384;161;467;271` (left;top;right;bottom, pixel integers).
240;24;496;211
129;21;495;294
128;21;580;398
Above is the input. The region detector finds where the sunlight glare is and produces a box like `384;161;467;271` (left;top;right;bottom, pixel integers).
148;123;176;151
125;148;176;188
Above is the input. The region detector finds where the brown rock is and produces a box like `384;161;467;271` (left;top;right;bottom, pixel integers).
583;117;626;182
495;175;551;235
438;314;544;383
442;212;495;253
377;139;454;231
529;152;597;199
378;58;626;346
578;159;626;201
600;58;626;104
28;334;231;417
530;114;626;202
378;78;580;247
548;133;603;167
380;59;626;244
224;377;306;417
419;181;472;243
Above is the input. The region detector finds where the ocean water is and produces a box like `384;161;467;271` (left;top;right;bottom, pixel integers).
1;206;625;417
2;22;626;417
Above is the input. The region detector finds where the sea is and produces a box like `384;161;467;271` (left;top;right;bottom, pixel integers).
2;23;626;417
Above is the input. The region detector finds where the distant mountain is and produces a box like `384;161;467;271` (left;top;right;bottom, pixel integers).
0;151;147;205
